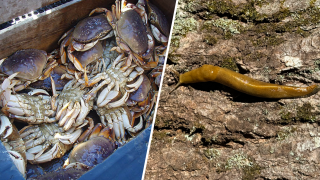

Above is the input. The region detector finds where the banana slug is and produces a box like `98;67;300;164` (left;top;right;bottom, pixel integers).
170;65;320;98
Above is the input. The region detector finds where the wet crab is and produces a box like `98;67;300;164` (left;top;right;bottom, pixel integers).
19;118;93;164
91;0;157;70
70;41;104;72
59;14;114;72
55;78;93;131
0;73;58;125
126;73;156;135
127;74;154;119
63;123;117;169
84;54;144;109
0;49;58;91
0;115;27;177
94;106;143;143
1;89;57;124
146;0;170;46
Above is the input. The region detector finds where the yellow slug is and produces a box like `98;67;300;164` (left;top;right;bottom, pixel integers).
171;65;319;98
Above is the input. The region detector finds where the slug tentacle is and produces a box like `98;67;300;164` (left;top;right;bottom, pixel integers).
169;68;184;94
171;65;319;99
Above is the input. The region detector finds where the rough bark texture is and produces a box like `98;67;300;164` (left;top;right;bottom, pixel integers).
145;0;320;179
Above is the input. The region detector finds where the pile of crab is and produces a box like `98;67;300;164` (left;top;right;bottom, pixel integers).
0;0;168;178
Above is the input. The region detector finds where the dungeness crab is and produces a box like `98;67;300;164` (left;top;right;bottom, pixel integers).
55;78;92;131
91;0;157;70
84;54;144;109
0;69;59;125
63;123;117;169
94;106;143;143
0;49;58;91
19;118;93;164
146;0;170;46
59;14;114;72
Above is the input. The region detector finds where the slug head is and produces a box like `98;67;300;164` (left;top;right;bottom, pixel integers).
169;69;183;94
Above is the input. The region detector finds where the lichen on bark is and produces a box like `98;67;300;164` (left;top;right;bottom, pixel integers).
146;0;320;179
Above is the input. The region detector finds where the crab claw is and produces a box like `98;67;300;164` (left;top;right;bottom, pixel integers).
89;7;109;16
121;108;143;133
7;150;26;177
54;129;82;145
67;46;84;72
0;115;12;138
29;144;59;164
64;161;91;170
150;24;168;45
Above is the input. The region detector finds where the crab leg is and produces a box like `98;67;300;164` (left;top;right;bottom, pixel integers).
7;150;26;177
105;114;114;128
0;115;12;138
123;115;143;133
96;81;116;106
126;75;144;92
110;112;122;142
117;0;122;20
23;131;42;146
54;129;82;145
132;0;148;24
67;45;84;72
31;144;59;163
123;66;135;77
19;125;39;138
127;71;139;82
50;75;58;111
59;108;75;127
64;102;81;130
0;72;19;91
59;29;74;64
98;91;120;107
98;81;122;107
89;7;109;16
99;126;116;141
74;98;91;127
14;81;32;92
9;115;56;124
112;53;125;68
85;72;111;87
150;24;168;45
56;101;71;120
38;60;58;80
115;110;125;140
25;136;46;150
88;123;103;140
77;118;95;143
106;91;129;108
28;143;50;159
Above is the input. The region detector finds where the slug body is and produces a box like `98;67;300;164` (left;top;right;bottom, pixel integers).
176;65;319;98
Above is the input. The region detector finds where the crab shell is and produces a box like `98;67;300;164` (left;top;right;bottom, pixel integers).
116;9;150;57
72;14;113;51
72;41;103;67
20;123;79;164
146;1;169;38
65;123;116;168
126;74;152;112
68;136;115;167
30;65;71;91
0;49;48;81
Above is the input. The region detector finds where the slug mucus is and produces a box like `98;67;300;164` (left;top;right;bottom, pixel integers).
170;65;320;98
